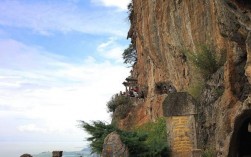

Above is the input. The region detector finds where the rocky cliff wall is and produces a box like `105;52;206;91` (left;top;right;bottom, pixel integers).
117;0;251;156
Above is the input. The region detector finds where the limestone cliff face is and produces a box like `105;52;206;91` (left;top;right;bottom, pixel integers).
117;0;251;156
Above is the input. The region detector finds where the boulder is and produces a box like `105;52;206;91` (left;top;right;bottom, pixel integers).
102;132;129;157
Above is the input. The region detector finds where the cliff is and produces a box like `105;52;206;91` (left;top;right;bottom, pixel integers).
116;0;251;156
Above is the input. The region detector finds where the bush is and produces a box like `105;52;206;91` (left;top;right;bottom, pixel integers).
107;94;132;113
114;103;133;119
202;149;215;157
135;118;170;157
185;45;225;79
187;81;205;99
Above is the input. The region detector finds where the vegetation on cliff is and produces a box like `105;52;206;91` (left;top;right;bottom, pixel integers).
184;45;225;79
123;43;137;65
80;118;169;156
107;94;133;119
185;45;226;98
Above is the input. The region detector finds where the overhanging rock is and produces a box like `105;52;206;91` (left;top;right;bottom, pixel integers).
163;92;197;117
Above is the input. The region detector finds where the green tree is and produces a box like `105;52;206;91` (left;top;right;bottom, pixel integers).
80;121;116;154
80;120;148;156
123;44;137;65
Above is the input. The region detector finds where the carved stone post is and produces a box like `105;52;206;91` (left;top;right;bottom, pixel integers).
163;92;200;157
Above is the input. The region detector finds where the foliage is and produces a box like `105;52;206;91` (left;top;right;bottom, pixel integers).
113;103;133;119
187;81;205;99
127;2;134;22
185;45;225;79
123;43;137;65
80;118;170;156
202;149;215;157
80;121;116;154
134;118;170;157
119;131;149;156
80;121;148;156
107;94;132;113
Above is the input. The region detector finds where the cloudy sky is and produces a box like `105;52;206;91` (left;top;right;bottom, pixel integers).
0;0;131;156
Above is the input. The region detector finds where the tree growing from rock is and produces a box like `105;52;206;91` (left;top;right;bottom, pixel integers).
123;44;137;65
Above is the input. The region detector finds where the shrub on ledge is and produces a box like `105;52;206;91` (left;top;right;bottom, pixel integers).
185;45;225;79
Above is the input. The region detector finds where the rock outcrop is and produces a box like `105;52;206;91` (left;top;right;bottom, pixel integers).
102;132;129;157
116;0;251;156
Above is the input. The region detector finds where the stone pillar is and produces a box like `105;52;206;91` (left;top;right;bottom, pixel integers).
52;151;63;157
163;92;198;157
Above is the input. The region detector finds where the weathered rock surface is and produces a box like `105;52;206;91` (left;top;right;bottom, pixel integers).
102;132;129;157
117;0;251;156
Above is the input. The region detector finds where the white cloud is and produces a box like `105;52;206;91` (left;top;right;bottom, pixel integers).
18;124;47;133
0;1;129;36
0;39;64;70
91;0;131;10
0;39;130;142
97;37;127;63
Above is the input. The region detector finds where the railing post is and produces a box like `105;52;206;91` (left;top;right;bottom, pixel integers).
52;151;63;157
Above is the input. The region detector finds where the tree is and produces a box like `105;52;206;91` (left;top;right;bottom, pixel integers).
80;121;148;156
123;44;137;65
80;121;116;154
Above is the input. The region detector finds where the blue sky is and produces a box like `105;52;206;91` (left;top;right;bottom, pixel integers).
0;0;131;156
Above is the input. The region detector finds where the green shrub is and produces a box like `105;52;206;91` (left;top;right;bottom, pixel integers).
187;81;205;99
114;103;133;119
107;94;132;113
135;118;170;157
185;45;225;79
202;149;215;157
